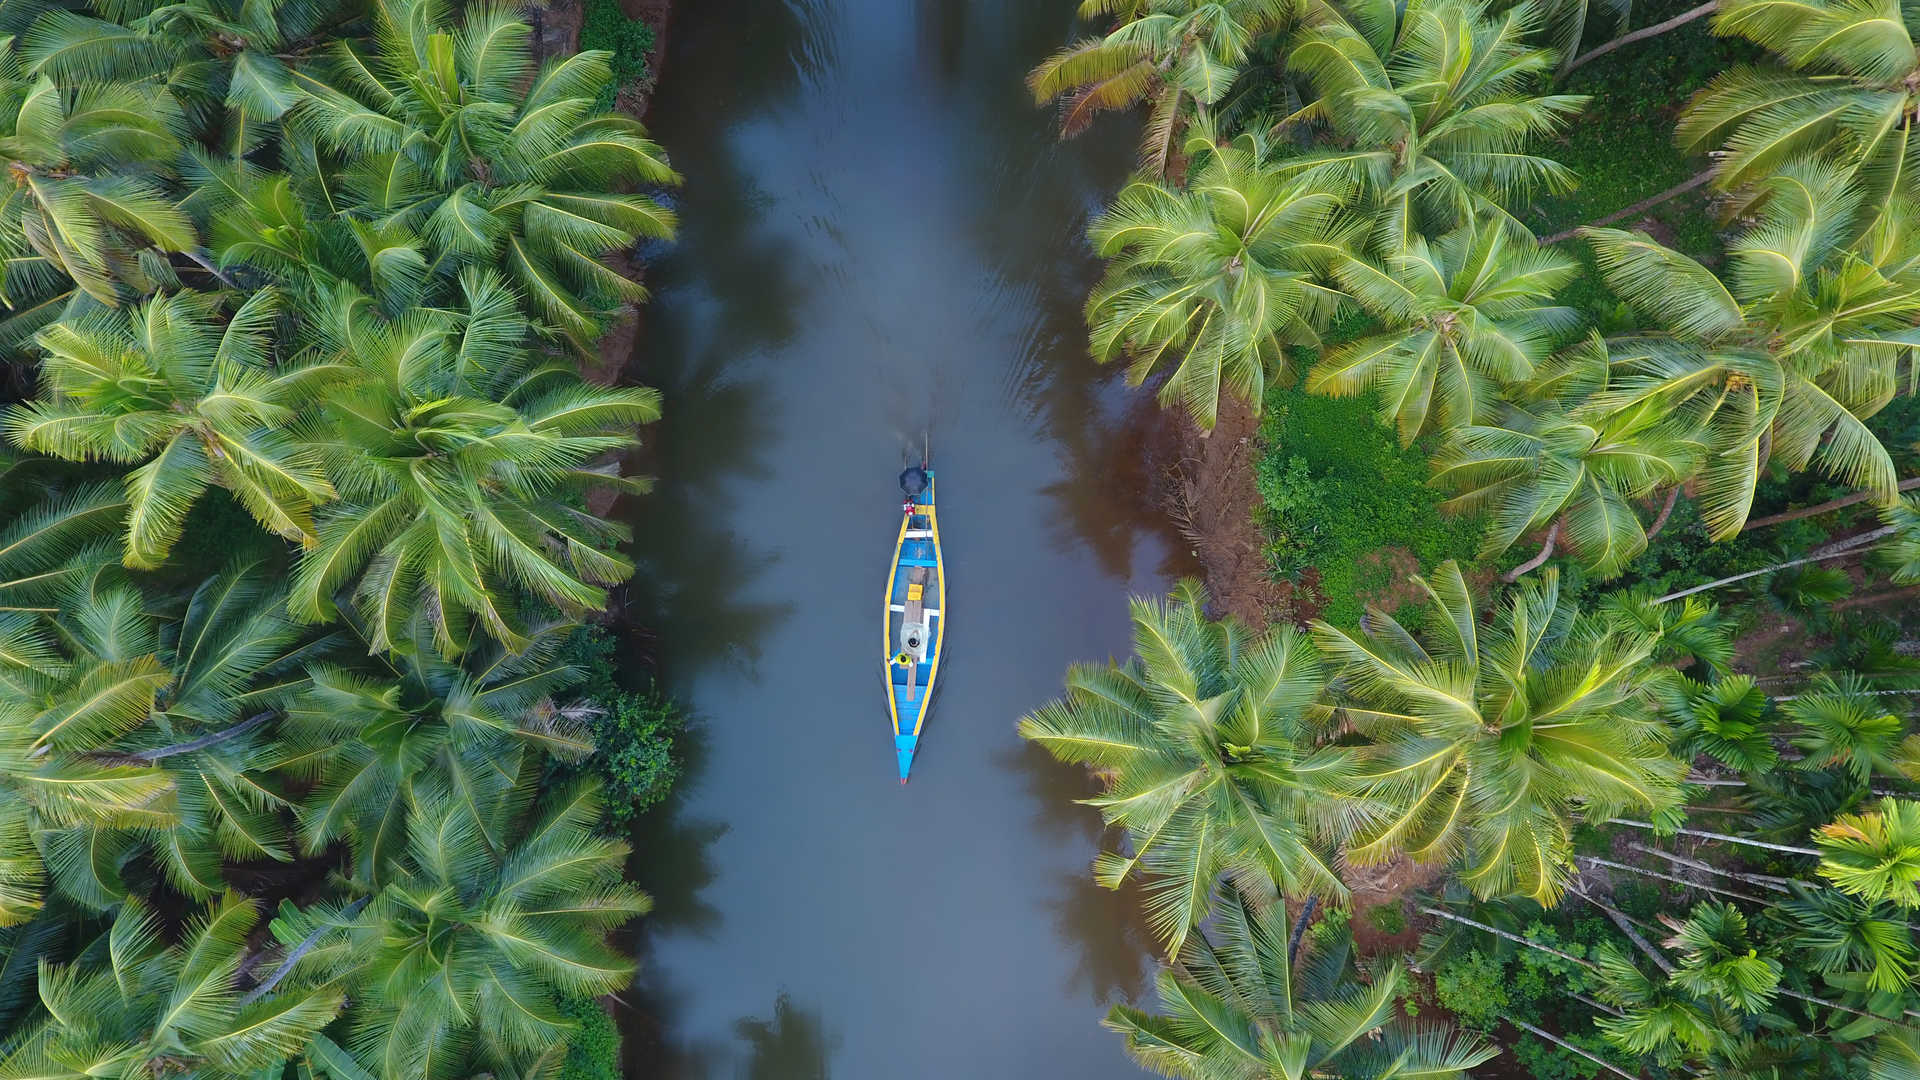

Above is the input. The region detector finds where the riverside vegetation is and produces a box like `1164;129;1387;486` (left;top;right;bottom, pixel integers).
1026;0;1920;1077
0;1;680;1078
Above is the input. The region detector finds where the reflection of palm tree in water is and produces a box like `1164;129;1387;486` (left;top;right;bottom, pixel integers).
916;0;966;85
737;993;837;1080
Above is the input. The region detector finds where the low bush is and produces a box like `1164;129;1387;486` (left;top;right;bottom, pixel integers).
581;0;657;104
1256;381;1482;626
559;996;620;1080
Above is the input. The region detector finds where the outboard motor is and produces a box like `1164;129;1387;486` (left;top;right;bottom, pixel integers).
899;465;929;497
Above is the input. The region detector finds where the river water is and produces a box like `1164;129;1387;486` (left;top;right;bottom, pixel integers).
620;1;1187;1075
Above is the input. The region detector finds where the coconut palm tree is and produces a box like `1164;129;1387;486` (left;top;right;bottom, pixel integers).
1313;561;1686;904
0;44;197;308
286;0;678;346
279;783;648;1080
1085;126;1353;431
3;289;341;568
0;893;343;1078
1281;0;1589;247
286;273;657;655
1105;879;1496;1078
1678;0;1920;214
18;0;340;156
1019;579;1356;955
1306;214;1580;444
1580;163;1920;537
0;579;179;923
1027;0;1299;174
288;612;590;885
1431;336;1705;575
1816;797;1920;908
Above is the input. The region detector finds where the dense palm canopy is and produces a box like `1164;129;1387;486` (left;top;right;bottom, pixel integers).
287;273;657;654
1313;562;1685;903
1680;0;1920;212
4;290;339;567
0;893;343;1079
1581;164;1920;536
287;0;677;345
1019;580;1356;954
1432;337;1704;574
1028;0;1298;172
284;783;648;1080
1086;128;1351;430
1817;797;1920;907
288;614;589;884
1106;880;1496;1078
1281;0;1588;245
1306;215;1579;443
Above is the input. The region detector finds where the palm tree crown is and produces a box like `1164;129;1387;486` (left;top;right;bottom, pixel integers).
1107;879;1496;1078
1307;214;1579;443
1283;0;1588;245
1019;579;1356;954
1313;562;1685;904
1086;127;1351;430
287;0;678;345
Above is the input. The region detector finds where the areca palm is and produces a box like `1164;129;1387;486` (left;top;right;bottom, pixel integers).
1313;562;1685;904
1086;128;1352;430
281;783;648;1080
0;45;197;307
1581;163;1920;536
1281;0;1588;246
1027;0;1298;173
1817;797;1920;907
3;289;341;568
0;893;342;1079
1432;337;1704;575
1106;879;1495;1078
287;613;589;885
287;0;678;345
1306;214;1579;443
1018;579;1356;955
1679;0;1920;212
287;272;657;655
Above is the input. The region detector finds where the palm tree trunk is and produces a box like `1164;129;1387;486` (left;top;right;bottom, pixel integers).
240;896;369;1004
1628;843;1793;893
1563;3;1719;73
1654;525;1896;602
1742;477;1920;531
1511;1019;1643;1080
1418;906;1596;967
1287;894;1318;965
1570;886;1674;973
1605;818;1820;856
1540;170;1716;244
132;712;272;763
1504;517;1562;582
1576;853;1770;905
1644;487;1681;541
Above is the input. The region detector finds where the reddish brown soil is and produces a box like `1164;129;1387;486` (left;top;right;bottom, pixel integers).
1145;398;1306;629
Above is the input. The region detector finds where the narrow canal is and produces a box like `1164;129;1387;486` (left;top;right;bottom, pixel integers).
621;0;1186;1074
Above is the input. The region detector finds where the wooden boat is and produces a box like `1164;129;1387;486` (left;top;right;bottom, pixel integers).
884;463;944;783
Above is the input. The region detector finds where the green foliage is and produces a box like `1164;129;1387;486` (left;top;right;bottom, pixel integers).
581;0;657;104
592;685;684;824
1435;950;1509;1029
1365;902;1408;936
1513;1029;1609;1080
1255;380;1480;625
559;996;621;1080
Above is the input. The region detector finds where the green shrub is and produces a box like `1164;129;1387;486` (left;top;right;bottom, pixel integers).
559;996;620;1080
1364;903;1407;936
580;0;656;105
1256;381;1482;625
592;685;683;824
556;625;685;824
1434;950;1508;1030
1514;1029;1616;1080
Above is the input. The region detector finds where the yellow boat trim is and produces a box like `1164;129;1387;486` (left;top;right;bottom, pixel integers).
882;480;945;742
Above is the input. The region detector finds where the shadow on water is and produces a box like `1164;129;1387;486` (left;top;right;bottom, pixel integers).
736;993;838;1080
